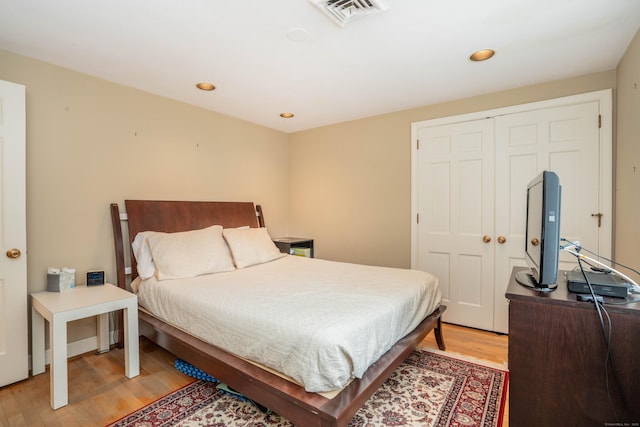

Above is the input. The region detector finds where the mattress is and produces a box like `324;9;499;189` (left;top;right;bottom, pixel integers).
135;255;441;393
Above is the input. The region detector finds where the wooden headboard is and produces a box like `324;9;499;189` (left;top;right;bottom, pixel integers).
110;200;264;287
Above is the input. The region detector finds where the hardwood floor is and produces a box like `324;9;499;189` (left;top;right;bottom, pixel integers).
422;322;509;365
0;323;508;426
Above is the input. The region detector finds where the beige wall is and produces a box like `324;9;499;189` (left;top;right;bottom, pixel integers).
0;49;290;343
615;29;640;274
3;28;639;346
289;71;618;268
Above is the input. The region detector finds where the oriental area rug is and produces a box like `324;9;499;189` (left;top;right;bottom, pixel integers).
108;349;509;427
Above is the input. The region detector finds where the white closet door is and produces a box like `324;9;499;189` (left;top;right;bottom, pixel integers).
416;119;495;330
0;80;28;386
412;90;611;333
493;101;603;332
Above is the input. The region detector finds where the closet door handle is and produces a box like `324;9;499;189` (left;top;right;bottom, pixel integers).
497;236;506;244
482;235;491;243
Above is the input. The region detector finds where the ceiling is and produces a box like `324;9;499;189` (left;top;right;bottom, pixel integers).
1;0;640;133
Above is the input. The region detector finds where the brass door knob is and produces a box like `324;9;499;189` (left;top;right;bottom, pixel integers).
6;248;21;259
497;236;507;244
482;235;491;243
531;238;540;246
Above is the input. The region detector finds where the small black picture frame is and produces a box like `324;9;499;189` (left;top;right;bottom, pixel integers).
87;270;105;286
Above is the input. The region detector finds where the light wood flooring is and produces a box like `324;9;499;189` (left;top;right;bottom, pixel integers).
0;323;508;426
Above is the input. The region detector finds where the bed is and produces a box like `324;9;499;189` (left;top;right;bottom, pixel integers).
110;200;446;427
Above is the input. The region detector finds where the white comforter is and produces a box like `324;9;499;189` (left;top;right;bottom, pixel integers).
136;255;440;393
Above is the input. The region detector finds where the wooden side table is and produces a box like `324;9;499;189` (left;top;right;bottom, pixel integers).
31;283;140;409
272;237;314;257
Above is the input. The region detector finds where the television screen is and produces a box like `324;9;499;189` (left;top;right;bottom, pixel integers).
516;170;561;291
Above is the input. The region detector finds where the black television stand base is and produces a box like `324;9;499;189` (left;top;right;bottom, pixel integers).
515;270;557;292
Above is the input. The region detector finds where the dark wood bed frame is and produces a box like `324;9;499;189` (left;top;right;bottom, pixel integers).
110;200;446;427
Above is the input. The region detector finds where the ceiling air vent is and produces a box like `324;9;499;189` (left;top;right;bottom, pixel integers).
310;0;389;27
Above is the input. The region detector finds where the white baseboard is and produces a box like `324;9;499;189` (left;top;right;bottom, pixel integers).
29;331;119;370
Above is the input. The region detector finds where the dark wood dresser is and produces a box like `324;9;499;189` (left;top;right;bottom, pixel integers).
506;267;640;426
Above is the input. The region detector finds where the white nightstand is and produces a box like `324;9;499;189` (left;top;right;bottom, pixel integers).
31;284;140;409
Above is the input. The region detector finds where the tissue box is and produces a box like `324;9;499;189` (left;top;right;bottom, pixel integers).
47;273;62;292
47;268;75;292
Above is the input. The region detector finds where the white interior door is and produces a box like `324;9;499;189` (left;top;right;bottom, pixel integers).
415;119;495;330
493;101;604;333
0;80;28;386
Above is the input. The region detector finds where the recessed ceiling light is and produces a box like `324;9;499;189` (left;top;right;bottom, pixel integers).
286;28;309;42
196;82;216;91
280;112;295;118
469;49;495;62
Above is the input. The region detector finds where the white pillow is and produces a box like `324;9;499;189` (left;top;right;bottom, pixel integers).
223;227;286;269
131;231;161;280
147;225;235;280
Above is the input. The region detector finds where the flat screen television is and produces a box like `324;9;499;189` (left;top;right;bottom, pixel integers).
516;170;562;291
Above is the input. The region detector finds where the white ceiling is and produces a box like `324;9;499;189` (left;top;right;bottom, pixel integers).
1;0;639;133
